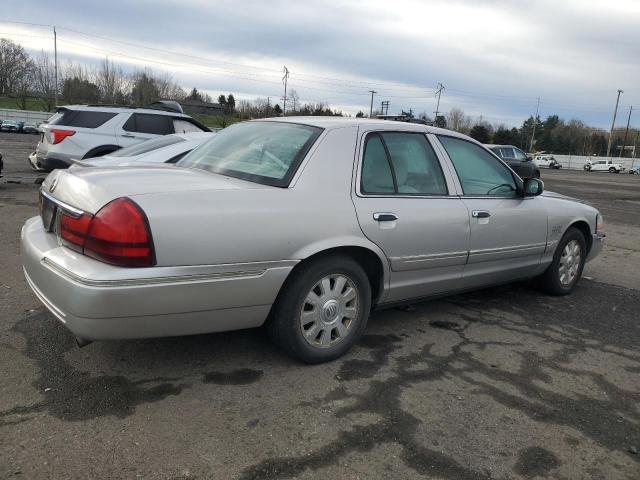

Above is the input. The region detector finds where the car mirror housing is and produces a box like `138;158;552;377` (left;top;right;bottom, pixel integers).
523;177;544;197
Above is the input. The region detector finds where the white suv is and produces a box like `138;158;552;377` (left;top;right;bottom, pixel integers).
29;102;210;171
584;159;624;173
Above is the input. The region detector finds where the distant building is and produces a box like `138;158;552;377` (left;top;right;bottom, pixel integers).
181;101;225;117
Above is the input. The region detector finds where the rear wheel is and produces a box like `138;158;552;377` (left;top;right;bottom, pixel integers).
268;255;371;363
537;227;587;296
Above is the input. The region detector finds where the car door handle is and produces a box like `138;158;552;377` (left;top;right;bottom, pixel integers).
373;212;398;222
472;210;491;218
121;133;136;138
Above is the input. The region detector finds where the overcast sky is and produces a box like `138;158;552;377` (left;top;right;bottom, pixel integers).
2;0;639;127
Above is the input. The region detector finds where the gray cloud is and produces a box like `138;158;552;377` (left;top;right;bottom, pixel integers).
4;0;639;126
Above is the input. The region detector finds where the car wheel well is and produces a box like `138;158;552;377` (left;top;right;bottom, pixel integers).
568;221;592;254
82;145;121;159
292;247;385;304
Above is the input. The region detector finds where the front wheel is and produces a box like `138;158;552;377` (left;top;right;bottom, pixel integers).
537;227;587;296
267;255;372;363
609;167;616;173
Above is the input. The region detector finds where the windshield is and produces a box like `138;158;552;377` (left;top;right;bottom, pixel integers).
109;135;184;158
178;121;323;187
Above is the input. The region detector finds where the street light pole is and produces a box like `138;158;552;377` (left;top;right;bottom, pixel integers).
606;89;623;157
53;26;58;108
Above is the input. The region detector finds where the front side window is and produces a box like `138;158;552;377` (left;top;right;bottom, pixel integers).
178;121;322;187
361;132;447;195
439;136;517;197
512;148;528;161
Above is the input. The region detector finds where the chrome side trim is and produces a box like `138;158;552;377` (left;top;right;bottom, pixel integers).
399;251;468;263
40;190;85;218
469;242;547;256
41;257;267;287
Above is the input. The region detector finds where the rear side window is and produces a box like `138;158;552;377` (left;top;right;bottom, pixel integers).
439;136;517;197
123;114;173;135
361;132;447;195
49;109;117;128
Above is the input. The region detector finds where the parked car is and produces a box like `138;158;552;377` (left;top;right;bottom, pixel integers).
22;118;605;363
75;132;214;168
21;122;40;134
30;102;210;172
486;144;540;178
584;159;624;173
1;120;20;132
628;165;640;174
534;154;561;169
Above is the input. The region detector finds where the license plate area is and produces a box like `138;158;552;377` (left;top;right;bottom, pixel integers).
40;193;57;232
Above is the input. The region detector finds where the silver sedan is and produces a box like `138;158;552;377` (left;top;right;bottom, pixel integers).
22;118;605;363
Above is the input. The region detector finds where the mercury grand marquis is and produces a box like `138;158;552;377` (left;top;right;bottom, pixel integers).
22;117;605;363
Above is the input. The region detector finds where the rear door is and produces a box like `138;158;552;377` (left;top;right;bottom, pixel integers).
435;135;548;289
116;113;174;147
352;130;470;302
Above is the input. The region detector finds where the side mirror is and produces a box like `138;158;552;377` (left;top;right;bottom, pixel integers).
523;177;544;197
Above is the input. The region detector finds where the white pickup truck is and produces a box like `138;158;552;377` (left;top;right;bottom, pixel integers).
584;159;624;173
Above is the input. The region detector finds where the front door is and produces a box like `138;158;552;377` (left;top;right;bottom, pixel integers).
436;135;548;289
352;130;470;302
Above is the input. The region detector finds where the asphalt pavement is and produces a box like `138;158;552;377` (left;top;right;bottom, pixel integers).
1;132;639;479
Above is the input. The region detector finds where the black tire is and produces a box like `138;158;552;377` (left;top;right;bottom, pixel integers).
267;255;372;363
537;227;587;296
609;167;616;173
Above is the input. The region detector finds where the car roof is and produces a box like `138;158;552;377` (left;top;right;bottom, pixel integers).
257;116;469;138
60;104;190;118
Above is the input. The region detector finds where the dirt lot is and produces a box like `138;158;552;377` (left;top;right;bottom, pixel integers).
1;132;639;479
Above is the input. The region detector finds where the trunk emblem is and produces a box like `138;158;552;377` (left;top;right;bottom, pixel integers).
49;178;58;193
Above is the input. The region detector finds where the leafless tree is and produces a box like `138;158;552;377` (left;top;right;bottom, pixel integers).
96;57;127;104
33;50;57;111
447;108;472;133
288;89;299;112
0;38;32;96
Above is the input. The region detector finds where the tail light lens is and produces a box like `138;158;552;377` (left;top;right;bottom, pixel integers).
58;198;155;267
50;129;76;144
60;213;92;252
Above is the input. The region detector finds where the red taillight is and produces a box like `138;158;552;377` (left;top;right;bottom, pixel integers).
84;198;155;267
50;129;75;145
60;213;92;251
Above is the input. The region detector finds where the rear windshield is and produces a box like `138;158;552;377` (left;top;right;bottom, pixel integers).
178;121;323;187
49;109;117;128
109;135;185;157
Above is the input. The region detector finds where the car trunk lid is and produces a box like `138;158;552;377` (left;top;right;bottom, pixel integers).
41;165;265;215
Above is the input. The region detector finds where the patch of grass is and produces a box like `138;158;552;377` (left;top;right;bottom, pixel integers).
192;114;244;129
0;96;48;111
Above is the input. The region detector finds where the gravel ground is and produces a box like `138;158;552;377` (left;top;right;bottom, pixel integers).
1;132;639;479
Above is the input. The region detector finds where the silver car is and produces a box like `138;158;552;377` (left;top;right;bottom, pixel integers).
22;118;605;363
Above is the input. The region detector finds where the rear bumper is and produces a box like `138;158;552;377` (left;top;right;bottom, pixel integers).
587;233;605;262
21;216;294;341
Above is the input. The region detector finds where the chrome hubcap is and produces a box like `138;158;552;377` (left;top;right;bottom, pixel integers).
300;274;359;348
558;240;582;286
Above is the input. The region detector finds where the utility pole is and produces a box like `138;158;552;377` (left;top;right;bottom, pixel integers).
266;96;271;117
529;97;540;152
368;90;377;118
281;66;289;116
620;106;632;158
634;130;639;159
53;26;58;108
434;82;445;122
381;100;389;116
606;89;623;157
